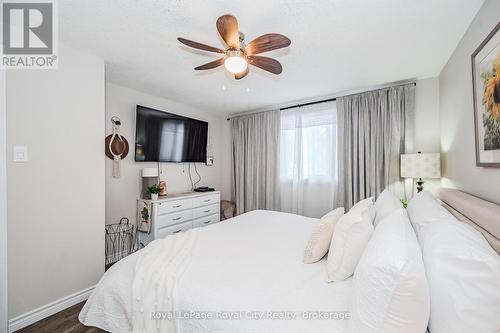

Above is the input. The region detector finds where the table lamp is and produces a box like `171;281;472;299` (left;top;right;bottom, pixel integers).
400;152;441;193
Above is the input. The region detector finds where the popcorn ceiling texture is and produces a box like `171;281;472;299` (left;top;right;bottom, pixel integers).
59;0;483;114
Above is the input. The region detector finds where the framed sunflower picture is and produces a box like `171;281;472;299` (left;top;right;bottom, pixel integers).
472;22;500;167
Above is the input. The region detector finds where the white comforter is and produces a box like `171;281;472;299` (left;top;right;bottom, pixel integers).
80;210;352;333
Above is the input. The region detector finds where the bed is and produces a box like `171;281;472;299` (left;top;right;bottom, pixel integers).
436;188;500;253
80;210;352;333
80;189;500;333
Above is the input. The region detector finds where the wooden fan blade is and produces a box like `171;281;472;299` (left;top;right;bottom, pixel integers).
234;68;249;80
216;15;240;49
194;58;225;70
248;56;283;74
244;33;291;56
177;37;225;54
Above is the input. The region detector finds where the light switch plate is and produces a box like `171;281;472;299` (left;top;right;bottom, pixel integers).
13;146;28;162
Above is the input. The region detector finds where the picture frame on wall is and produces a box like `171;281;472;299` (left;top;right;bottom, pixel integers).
472;22;500;167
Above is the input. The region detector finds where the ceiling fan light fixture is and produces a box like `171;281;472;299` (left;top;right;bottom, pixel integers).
224;50;248;74
178;15;290;79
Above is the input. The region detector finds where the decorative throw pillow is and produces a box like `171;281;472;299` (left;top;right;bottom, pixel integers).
350;197;375;222
406;191;454;235
374;189;402;226
303;208;344;264
326;207;374;282
349;208;430;333
418;219;500;333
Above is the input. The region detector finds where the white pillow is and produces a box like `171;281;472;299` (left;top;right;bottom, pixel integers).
419;219;500;333
326;207;374;282
303;207;344;264
349;209;430;333
350;197;375;222
374;189;402;226
406;191;454;235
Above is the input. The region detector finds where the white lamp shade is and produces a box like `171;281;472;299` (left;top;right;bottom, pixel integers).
401;153;441;179
142;167;158;177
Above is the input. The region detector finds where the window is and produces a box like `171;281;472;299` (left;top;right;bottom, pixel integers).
280;102;338;182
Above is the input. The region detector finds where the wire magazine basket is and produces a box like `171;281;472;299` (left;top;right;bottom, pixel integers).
105;217;136;269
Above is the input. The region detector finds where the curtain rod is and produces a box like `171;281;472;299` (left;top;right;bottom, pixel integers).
279;97;337;111
226;81;416;120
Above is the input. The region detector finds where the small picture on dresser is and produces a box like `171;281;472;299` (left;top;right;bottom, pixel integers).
472;22;500;167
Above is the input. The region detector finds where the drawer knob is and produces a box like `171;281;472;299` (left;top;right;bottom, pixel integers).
204;221;211;224
203;210;211;213
172;229;182;234
204;199;211;202
173;217;182;221
173;204;182;208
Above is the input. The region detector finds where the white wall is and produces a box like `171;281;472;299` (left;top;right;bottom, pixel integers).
414;77;441;193
439;0;500;204
0;69;8;333
6;46;106;318
415;78;441;153
105;83;230;225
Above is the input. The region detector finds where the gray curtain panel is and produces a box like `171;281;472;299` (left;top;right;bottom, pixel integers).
230;110;281;215
336;83;415;209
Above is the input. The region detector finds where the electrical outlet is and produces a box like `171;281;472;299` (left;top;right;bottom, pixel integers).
13;146;28;162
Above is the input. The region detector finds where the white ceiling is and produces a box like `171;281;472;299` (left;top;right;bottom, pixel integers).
59;0;484;115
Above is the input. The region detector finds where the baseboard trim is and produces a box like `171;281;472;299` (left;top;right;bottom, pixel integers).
8;285;95;333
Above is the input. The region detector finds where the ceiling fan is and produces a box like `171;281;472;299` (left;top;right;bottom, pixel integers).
177;14;291;80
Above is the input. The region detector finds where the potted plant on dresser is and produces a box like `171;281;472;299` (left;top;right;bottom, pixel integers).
147;184;161;201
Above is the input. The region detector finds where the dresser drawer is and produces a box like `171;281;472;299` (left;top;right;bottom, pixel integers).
192;203;219;219
158;221;192;238
192;193;220;208
192;213;220;228
157;210;193;229
157;198;192;215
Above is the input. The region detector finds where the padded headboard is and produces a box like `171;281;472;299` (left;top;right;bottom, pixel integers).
436;188;500;254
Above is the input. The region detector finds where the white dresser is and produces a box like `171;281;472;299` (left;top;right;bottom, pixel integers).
137;191;220;247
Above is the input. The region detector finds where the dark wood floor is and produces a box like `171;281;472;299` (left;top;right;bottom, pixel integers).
16;302;106;333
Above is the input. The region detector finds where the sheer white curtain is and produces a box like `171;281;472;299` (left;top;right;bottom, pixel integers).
280;101;338;218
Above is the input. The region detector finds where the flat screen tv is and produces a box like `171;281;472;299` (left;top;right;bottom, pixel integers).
135;105;208;162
